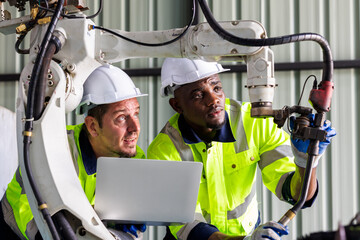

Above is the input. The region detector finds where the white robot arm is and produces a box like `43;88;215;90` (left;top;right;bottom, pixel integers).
18;17;273;114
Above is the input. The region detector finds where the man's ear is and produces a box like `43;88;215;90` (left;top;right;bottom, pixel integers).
84;116;99;137
169;98;183;114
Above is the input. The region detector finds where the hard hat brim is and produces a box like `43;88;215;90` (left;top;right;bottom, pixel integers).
161;67;230;97
76;93;148;115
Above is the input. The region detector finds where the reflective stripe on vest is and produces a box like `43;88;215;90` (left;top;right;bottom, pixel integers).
201;183;256;222
259;145;292;170
1;193;26;239
25;219;39;240
15;168;38;239
259;144;293;199
1;167;38;240
161;121;194;162
15;167;25;195
227;184;256;220
194;212;206;222
229;99;249;153
202;209;211;223
276;171;294;200
176;220;202;240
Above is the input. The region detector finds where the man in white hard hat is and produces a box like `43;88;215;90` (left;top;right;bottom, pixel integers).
1;65;147;240
147;58;336;240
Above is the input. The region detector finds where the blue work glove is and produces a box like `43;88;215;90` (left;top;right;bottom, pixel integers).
290;114;336;168
244;221;289;240
116;224;146;238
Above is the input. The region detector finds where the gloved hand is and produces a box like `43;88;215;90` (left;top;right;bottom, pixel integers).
115;224;146;238
244;221;289;240
290;114;336;168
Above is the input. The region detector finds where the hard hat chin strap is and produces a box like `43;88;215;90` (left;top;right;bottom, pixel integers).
81;103;98;117
165;84;181;96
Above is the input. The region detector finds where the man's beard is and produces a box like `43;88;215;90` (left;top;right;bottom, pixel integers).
206;119;226;130
118;150;137;158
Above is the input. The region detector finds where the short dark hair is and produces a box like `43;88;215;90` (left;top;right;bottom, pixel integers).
87;104;110;128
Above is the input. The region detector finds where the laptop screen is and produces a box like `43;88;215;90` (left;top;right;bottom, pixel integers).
94;157;202;226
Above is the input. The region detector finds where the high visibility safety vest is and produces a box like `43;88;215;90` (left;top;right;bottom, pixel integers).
1;123;145;240
147;99;295;239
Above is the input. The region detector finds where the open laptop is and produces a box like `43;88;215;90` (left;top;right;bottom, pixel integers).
94;157;203;226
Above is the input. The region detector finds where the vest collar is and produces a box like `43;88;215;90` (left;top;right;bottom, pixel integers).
79;128;97;175
178;111;236;144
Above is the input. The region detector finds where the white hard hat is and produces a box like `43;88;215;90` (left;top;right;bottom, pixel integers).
77;64;147;115
160;58;229;97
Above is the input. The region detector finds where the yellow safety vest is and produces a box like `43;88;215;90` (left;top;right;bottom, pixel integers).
147;99;295;239
1;123;145;240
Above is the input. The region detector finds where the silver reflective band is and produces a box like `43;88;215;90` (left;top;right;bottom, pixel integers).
229;99;249;153
227;184;256;220
276;171;294;200
161;121;195;162
259;145;293;170
177;220;202;240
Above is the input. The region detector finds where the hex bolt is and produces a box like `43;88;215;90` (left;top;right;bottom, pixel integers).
67;63;76;73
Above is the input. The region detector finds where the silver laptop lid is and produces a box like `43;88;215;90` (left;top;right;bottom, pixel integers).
94;157;202;226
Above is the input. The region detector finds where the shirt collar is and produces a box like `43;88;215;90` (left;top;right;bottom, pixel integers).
79;128;97;175
178;111;236;144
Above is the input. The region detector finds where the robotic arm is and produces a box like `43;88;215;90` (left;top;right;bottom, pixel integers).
0;0;333;239
19;18;270;114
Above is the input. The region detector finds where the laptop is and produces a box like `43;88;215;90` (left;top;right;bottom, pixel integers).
94;157;203;226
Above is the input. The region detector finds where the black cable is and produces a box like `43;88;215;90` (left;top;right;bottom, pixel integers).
15;33;30;54
33;42;57;119
197;0;333;84
38;0;103;19
24;0;64;239
85;0;103;19
298;75;317;105
43;0;49;9
14;7;48;55
52;211;78;240
91;0;196;47
39;0;49;15
33;39;77;240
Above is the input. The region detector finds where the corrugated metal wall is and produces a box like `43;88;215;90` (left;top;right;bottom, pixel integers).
0;0;359;239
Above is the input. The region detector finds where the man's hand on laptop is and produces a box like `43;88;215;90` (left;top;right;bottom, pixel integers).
117;224;147;238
